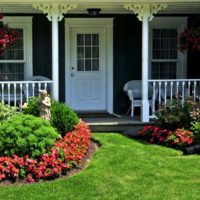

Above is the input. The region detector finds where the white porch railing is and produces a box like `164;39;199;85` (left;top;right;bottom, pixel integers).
0;80;53;107
148;79;200;118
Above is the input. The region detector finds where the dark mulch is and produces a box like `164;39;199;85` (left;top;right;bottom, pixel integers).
0;140;100;186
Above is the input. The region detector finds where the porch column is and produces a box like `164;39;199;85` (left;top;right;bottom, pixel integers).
33;3;77;100
124;4;167;122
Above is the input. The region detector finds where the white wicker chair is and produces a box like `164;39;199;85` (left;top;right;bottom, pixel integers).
123;80;156;117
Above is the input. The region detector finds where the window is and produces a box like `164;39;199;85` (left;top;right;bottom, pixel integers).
77;33;99;72
150;17;187;79
0;17;32;81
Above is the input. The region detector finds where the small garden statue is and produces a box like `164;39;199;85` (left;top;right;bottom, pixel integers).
39;90;51;121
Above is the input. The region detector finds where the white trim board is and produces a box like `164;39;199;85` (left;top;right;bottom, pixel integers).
65;18;113;113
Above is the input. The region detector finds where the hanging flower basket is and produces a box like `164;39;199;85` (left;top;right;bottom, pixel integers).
0;15;21;55
178;28;200;52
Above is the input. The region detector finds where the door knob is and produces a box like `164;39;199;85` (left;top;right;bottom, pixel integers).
71;73;75;77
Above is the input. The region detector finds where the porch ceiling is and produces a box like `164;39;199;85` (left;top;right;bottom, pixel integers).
0;2;200;14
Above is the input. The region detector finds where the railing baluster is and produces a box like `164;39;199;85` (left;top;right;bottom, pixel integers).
194;81;197;102
8;83;10;106
182;81;185;106
170;81;173;101
14;83;17;106
164;81;167;106
32;83;35;96
188;81;191;97
1;83;4;103
158;81;161;106
26;83;29;102
20;83;23;107
176;81;179;97
152;81;156;115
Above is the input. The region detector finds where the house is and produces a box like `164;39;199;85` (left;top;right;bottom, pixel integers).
0;0;200;122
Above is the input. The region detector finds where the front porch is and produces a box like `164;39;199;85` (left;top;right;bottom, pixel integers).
0;1;199;122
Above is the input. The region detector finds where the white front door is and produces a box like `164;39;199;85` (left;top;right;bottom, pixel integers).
69;27;106;111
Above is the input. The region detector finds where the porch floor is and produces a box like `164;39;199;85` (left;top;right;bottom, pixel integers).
81;115;154;132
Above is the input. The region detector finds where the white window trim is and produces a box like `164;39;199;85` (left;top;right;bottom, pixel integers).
65;18;113;113
149;17;187;79
1;17;33;80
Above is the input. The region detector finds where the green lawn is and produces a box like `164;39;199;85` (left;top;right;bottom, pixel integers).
1;133;200;200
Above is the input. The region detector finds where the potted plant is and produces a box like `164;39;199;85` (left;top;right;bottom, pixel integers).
178;28;200;52
0;14;21;55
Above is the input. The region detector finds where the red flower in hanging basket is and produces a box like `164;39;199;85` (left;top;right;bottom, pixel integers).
0;16;21;55
178;28;200;52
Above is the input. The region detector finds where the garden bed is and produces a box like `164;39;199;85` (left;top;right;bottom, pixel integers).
0;138;99;186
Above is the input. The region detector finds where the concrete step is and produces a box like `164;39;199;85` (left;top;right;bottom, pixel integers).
82;115;154;132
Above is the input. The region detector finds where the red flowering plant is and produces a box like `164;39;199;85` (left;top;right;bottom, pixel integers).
139;126;193;148
138;125;170;145
0;121;92;183
0;14;21;55
178;28;200;52
166;128;193;148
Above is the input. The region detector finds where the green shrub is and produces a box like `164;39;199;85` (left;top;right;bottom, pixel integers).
22;97;79;136
22;96;40;116
0;102;19;124
50;101;79;137
191;122;200;136
155;99;196;130
0;114;59;158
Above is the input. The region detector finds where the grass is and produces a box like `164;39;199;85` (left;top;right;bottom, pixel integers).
1;133;200;200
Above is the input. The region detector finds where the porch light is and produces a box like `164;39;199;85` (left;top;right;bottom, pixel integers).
87;8;101;16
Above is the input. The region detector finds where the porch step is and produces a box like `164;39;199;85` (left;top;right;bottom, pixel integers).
82;115;154;132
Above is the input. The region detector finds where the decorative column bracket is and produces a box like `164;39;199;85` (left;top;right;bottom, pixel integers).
124;4;167;21
33;3;78;21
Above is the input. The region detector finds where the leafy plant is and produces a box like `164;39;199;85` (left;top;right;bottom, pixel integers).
190;122;200;136
22;96;40;116
22;97;79;137
50;101;79;137
0;114;59;158
155;99;198;130
0;102;19;124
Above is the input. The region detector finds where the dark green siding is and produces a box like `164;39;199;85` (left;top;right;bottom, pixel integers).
113;15;142;113
187;15;200;79
33;15;52;78
8;13;199;114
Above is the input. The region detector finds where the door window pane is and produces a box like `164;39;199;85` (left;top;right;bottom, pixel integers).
85;59;91;71
77;59;84;71
76;33;100;72
92;34;99;45
85;34;91;46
